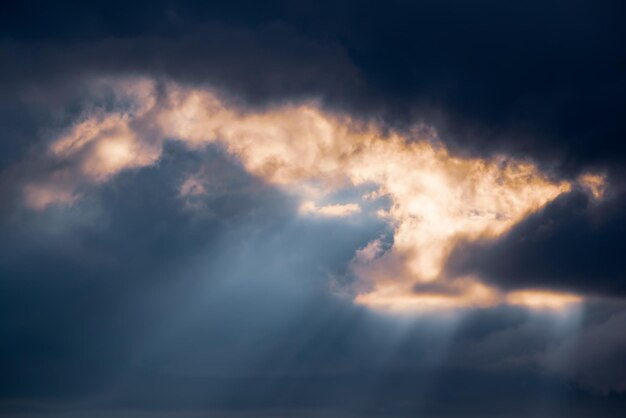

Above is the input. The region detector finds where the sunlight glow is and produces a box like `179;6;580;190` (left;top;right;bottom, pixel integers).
23;77;606;314
507;290;582;311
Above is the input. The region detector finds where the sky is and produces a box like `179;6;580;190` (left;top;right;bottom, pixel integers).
1;1;626;417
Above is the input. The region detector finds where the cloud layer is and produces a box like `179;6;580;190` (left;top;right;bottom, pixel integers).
2;2;626;416
17;77;604;313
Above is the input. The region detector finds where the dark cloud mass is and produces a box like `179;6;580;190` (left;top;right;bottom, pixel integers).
2;1;625;173
1;1;626;417
446;190;626;297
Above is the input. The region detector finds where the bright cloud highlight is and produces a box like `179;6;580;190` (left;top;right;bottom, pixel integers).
21;77;604;313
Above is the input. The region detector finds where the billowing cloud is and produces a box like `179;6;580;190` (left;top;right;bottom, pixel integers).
17;78;604;313
2;2;626;416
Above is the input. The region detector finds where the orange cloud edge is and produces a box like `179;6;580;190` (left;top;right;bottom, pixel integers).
23;77;605;315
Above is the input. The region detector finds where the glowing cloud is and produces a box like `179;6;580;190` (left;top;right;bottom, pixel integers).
299;200;361;217
506;290;582;311
578;173;606;200
21;78;606;313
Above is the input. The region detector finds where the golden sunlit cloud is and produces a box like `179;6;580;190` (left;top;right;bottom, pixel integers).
578;173;606;200
23;77;606;314
506;290;582;311
299;200;362;217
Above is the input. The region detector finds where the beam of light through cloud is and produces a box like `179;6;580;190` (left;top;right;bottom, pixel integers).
19;77;605;314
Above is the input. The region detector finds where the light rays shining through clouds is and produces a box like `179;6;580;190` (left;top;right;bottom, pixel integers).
24;77;604;314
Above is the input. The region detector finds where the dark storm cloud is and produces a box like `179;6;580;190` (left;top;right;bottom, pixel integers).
2;1;625;176
542;301;626;393
446;190;626;297
1;0;622;289
2;2;626;417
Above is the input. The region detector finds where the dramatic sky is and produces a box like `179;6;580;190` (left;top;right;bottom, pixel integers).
1;1;626;417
